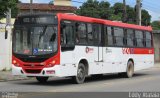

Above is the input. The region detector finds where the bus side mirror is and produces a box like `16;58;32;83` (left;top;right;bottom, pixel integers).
5;30;8;39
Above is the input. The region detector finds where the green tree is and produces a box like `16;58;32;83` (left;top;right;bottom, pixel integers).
76;1;151;26
110;3;124;21
151;21;160;30
111;3;136;23
0;0;19;19
98;1;111;19
76;0;99;18
76;0;110;19
49;0;54;4
141;9;151;26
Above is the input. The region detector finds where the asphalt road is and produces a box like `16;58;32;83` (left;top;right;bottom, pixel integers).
0;65;160;97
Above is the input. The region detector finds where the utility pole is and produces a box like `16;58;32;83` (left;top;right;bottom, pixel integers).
136;0;142;25
123;0;127;23
30;0;33;13
6;8;11;25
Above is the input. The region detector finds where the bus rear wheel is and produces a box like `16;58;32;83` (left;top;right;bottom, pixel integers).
36;76;49;83
126;61;134;78
72;63;86;84
119;61;134;78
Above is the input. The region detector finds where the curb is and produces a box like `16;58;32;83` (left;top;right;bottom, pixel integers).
0;77;30;82
0;79;28;82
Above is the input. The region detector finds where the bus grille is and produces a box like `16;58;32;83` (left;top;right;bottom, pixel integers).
19;58;47;63
23;64;44;67
25;69;42;74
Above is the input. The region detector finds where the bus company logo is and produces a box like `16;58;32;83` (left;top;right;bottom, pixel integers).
31;64;34;67
86;47;94;53
122;48;134;54
33;48;38;54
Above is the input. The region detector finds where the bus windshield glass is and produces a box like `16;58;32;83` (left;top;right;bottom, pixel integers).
13;15;58;56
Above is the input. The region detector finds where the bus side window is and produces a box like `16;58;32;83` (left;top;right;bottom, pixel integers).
93;24;101;46
114;27;124;46
145;32;152;48
75;22;87;45
126;29;134;47
61;21;75;51
106;26;113;46
87;23;93;45
135;30;144;47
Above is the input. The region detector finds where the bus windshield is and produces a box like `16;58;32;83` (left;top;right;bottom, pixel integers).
13;25;58;56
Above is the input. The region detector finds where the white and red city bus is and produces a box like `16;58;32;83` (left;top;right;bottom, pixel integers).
12;13;154;84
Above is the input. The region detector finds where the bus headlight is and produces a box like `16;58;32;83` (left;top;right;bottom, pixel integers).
12;60;20;67
46;60;56;67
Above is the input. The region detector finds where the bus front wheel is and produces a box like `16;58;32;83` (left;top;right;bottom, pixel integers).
72;63;86;84
36;76;49;83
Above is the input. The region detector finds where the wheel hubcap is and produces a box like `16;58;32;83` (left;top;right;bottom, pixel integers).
77;67;85;80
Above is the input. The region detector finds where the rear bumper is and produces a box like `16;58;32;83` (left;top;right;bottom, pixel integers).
12;64;62;77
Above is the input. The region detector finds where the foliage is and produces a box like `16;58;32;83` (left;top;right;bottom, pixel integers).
0;0;19;19
76;0;110;19
141;9;151;26
151;21;160;30
76;0;151;26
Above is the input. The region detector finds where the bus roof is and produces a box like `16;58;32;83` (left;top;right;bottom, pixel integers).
57;13;152;32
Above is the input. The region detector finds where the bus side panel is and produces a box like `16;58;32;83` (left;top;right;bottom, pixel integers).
133;55;154;71
60;46;154;77
102;47;127;73
60;46;103;76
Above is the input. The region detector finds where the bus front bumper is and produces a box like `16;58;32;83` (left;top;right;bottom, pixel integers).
12;64;62;77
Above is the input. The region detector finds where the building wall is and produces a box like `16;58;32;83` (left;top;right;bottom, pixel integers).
0;24;12;70
54;0;71;6
153;33;160;62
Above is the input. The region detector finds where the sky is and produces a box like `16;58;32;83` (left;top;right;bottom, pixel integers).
20;0;160;21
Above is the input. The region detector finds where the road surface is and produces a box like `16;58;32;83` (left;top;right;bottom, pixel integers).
0;65;160;97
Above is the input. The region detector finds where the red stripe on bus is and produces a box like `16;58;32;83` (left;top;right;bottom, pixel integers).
122;48;154;54
133;48;154;54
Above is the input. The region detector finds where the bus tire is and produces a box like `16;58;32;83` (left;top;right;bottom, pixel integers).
36;76;49;83
72;63;86;84
125;60;134;78
119;61;134;78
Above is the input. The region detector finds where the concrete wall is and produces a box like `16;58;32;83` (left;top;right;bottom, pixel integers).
153;31;160;62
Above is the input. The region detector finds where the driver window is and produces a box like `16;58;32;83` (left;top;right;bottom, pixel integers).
61;21;74;47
